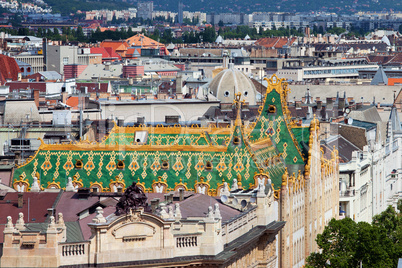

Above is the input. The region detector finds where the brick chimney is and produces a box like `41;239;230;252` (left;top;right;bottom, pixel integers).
151;198;160;213
179;188;184;201
33;89;40;108
17;193;23;208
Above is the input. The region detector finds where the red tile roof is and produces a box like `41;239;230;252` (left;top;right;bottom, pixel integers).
104;47;122;60
5;81;47;92
0;191;60;242
0;54;20;85
126;34;165;49
90;47;121;61
255;37;297;49
100;41;128;52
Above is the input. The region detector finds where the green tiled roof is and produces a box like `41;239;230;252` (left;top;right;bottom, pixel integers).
12;75;310;193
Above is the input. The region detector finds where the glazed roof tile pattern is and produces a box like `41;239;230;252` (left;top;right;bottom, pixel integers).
12;75;310;193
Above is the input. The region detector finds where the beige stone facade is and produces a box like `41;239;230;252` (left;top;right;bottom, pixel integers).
278;119;339;268
1;188;284;267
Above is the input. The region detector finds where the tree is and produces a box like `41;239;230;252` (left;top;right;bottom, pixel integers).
37;27;43;38
202;26;216;43
399;24;402;34
307;201;402;268
127;27;134;37
76;26;86;42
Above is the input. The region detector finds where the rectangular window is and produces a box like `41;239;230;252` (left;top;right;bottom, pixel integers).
63;57;69;65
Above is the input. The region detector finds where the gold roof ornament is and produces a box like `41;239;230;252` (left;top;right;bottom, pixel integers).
282;168;289;187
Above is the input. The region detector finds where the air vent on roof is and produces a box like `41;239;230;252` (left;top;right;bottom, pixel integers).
0;190;7;200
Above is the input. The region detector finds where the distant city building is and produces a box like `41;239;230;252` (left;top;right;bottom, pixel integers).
178;0;183;24
137;1;153;20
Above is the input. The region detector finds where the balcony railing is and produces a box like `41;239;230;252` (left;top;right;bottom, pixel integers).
59;242;89;266
340;187;355;197
176;236;198;248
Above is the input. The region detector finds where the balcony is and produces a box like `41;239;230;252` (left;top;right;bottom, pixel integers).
340;187;355;197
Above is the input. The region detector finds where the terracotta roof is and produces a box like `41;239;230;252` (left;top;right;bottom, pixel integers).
91;47;110;58
255;37;297;49
126;34;165;49
90;47;121;61
65;96;80;108
0;54;20;85
100;40;128;52
388;53;402;64
104;47;121;60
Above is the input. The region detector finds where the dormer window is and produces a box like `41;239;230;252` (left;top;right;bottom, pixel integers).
268;105;276;113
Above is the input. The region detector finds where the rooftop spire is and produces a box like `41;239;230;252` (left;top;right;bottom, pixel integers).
234;92;243;127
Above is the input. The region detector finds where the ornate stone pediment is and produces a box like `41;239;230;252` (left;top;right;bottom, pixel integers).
112;221;156;241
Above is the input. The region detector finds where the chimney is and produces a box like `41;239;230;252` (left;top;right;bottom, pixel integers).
33;89;40;108
176;74;182;95
18;193;23;208
151;198;160;213
61;92;68;104
168;193;174;204
338;98;345;110
326;98;334;110
42;38;47;71
317;100;322;110
47;208;55;217
179;188;184;201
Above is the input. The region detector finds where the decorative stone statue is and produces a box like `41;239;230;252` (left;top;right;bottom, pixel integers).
257;176;265;189
93;207;106;223
207;206;214;219
220;182;230;196
168;206;174;219
49;216;56;227
174;203;182;219
31;177;40;192
159;203;169;220
258;182;265;195
231;178;238;191
15;212;25;230
213;203;221;219
57;212;65;225
267;178;273;192
6;216;13;228
115;182;147;216
66;177;75;192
